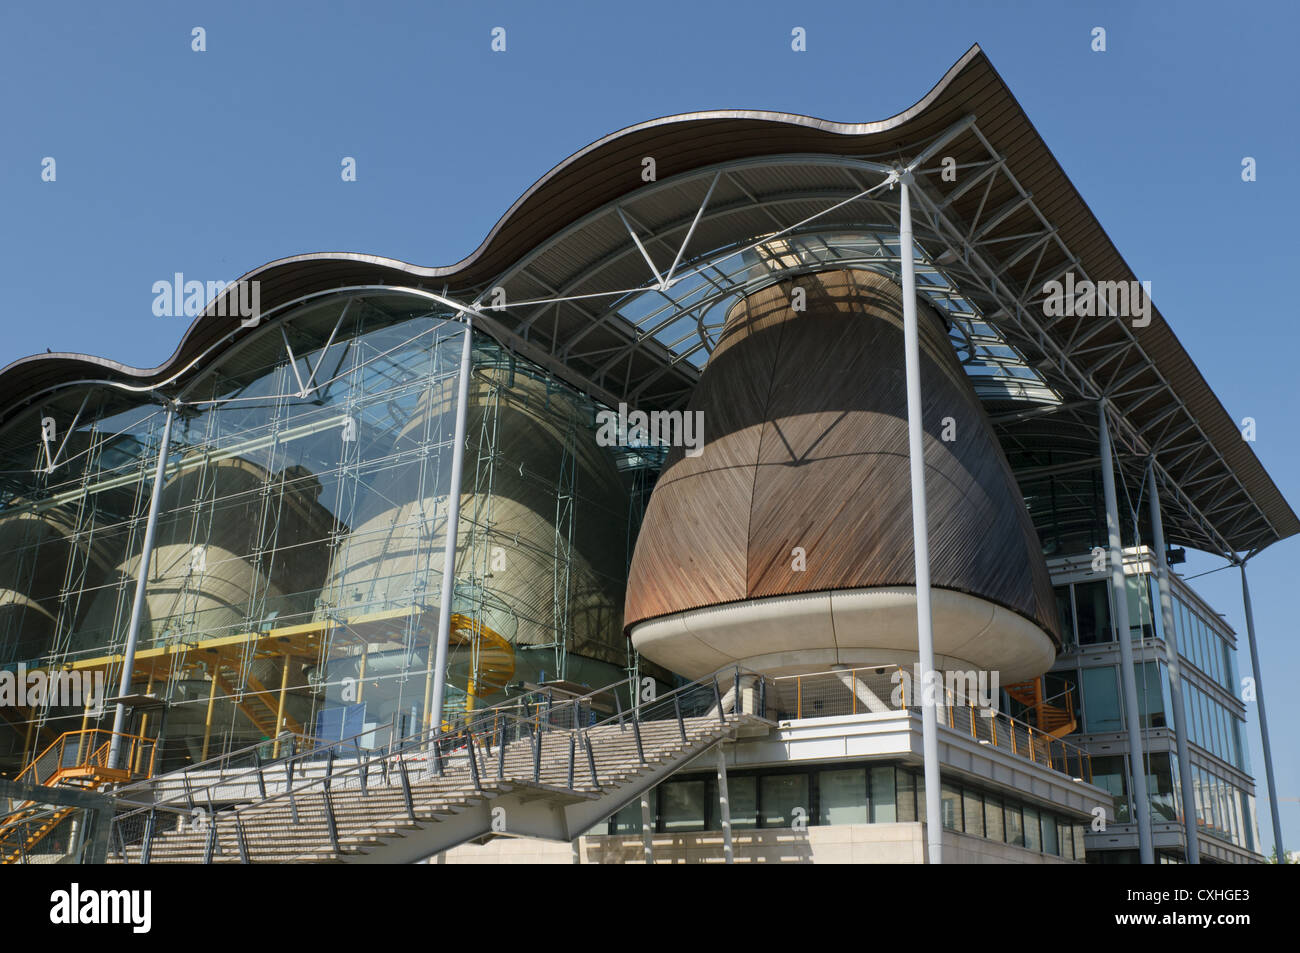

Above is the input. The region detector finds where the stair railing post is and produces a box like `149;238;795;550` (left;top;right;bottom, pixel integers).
253;749;266;799
567;731;576;789
202;815;217;864
632;712;646;765
712;676;725;725
532;722;542;783
141;808;156;864
113;817;129;864
466;730;482;792
235;816;250;864
398;757;415;822
285;758;298;825
324;791;340;853
673;693;687;744
584;732;598;788
613;682;625;728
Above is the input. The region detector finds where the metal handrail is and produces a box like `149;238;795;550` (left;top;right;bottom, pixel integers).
109;666;761;862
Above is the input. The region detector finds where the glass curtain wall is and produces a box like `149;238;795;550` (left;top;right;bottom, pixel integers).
0;292;646;774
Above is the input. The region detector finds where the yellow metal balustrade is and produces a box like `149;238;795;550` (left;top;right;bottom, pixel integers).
1;729;156;864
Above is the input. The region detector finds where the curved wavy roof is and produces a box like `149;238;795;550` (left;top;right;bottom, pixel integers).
1;44;1294;557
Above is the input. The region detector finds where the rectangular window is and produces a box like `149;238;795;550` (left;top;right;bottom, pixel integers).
660;780;707;833
818;768;867;826
610;799;644;835
1058;819;1073;859
1136;661;1166;729
1055;586;1076;647
729;776;757;830
870;765;897;823
1024;805;1042;852
1075;580;1114;644
984;795;1004;843
963;787;985;838
1082;666;1122;732
760;774;809;829
941;782;962;831
1147;753;1176;822
1043;814;1060;856
1125;573;1152;640
896;769;917;823
1090;755;1130;824
1178;599;1197;670
1004;802;1025;847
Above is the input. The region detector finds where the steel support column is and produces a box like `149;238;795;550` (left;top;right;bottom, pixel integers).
428;319;474;740
900;173;943;865
1099;402;1153;863
640;791;654;864
1146;464;1200;862
716;745;734;864
108;401;174;771
1239;562;1284;860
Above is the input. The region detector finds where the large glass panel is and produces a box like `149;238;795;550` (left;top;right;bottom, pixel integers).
941;782;962;831
729;776;757;830
760;774;809;829
1024;805;1042;852
1090;755;1130;824
1043;814;1060;855
1075;580;1114;644
984;794;1004;842
660;780;707;832
1082;666;1122;732
963;787;985;838
1125;573;1153;640
1055;586;1076;648
0;300;650;774
610;799;644;834
818;768;867;826
869;765;897;823
1136;661;1166;729
1147;753;1177;822
1004;802;1026;847
896;768;917;823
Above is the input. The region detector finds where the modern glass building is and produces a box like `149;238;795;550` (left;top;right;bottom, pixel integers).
1039;549;1261;863
2;45;1294;864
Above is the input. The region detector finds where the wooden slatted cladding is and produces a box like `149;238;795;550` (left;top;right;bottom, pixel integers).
624;268;1060;647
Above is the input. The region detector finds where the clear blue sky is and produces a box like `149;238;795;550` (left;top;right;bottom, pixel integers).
2;1;1297;855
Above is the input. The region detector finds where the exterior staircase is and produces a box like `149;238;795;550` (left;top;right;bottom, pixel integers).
108;674;763;864
1;730;154;864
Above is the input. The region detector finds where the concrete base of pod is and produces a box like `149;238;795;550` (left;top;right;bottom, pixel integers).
630;586;1055;683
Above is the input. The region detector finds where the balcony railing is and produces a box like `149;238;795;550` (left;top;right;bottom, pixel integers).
770;665;1092;784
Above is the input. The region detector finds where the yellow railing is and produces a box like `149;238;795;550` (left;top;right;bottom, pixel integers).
13;729;158;788
772;665;1092;783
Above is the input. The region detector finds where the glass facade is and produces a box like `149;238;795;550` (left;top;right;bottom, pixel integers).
1048;558;1258;856
608;760;1089;859
0;292;657;775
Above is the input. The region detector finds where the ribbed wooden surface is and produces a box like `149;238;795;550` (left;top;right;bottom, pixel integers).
624;269;1059;644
